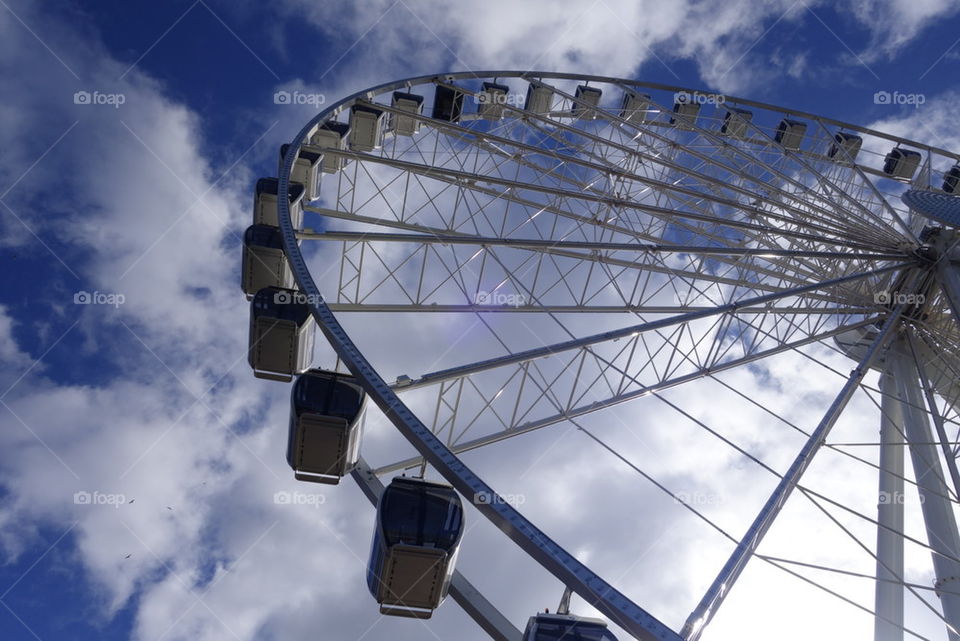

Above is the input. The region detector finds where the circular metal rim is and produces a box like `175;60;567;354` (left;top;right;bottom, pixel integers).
274;70;956;641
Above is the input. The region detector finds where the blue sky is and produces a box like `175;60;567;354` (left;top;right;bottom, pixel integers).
2;1;960;640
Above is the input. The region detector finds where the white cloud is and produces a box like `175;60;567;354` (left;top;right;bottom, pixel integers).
2;2;958;641
851;0;960;61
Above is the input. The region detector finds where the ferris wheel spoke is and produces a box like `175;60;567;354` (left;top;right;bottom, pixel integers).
373;315;881;476
376;317;878;474
313;147;895;280
334;149;904;298
387;262;902;397
311;218;884;311
504;78;892;243
701;120;904;247
317;158;894;305
329;148;879;252
507;79;905;247
516;112;890;251
300;230;900;259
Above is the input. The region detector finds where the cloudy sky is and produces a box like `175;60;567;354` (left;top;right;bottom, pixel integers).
2;1;960;640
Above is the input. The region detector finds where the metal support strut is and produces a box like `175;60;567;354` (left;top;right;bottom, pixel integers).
891;335;960;641
875;366;905;641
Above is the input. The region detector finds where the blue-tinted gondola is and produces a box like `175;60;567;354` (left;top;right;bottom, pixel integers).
522;613;619;641
241;224;292;299
278;145;322;201
775;118;806;150
883;147;921;179
367;477;464;618
287;369;366;484
253;177;304;228
432;84;464;122
828;132;862;162
247;286;315;382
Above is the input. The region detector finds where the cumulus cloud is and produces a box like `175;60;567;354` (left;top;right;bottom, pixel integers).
2;1;959;641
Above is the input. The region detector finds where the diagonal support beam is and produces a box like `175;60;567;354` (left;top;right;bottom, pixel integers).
681;301;908;640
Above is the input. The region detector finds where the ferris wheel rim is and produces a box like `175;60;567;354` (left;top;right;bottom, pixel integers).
272;71;960;641
275;71;698;641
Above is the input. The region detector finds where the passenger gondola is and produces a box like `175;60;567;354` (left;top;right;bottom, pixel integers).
349;104;386;152
432;84;464;122
619;91;652;125
287;369;366;484
670;94;700;125
477;81;510;120
278;145;322;201
828;132;862;163
573;85;602;119
720;108;753;139
367;477;464;618
253;177;304;228
248;286;315;382
525;83;553;115
883;147;921;180
522;612;619;641
310;120;351;174
241;224;294;299
390;91;425;136
775;118;806;150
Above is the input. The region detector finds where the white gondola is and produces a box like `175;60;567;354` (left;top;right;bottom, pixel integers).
720;108;753;139
522;613;619;641
278;144;322;201
477;81;510;120
775;119;806;150
432;85;463;122
573;84;602;119
828;132;863;163
310;120;351;173
943;165;960;194
287;369;366;484
619;91;653;125
525;83;553;114
670;95;700;126
253;177;304;228
241;224;294;300
883;147;922;180
367;477;464;618
248;286;315;382
390;91;425;136
349;104;386;152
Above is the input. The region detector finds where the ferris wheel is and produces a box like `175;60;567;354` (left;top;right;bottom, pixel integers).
242;71;960;641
